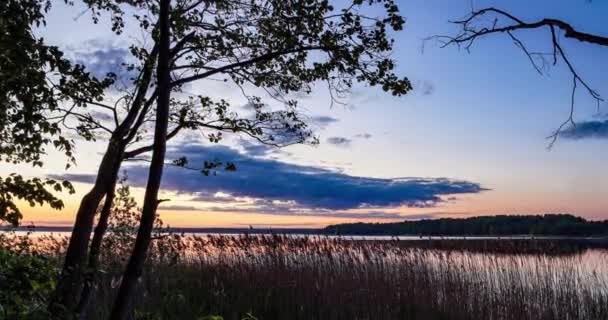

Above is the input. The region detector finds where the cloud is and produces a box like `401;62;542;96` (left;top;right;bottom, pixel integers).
326;136;352;148
48;173;97;184
158;205;199;211
191;192;238;203
233;222;322;228
421;81;435;96
238;140;277;157
310;115;339;128
560;120;608;140
51;145;484;215
413;80;435;96
325;133;371;148
70;40;133;82
158;200;463;221
89;111;114;122
355;133;372;139
203;205;413;220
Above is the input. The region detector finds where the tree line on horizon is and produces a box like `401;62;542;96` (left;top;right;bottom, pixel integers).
325;214;608;236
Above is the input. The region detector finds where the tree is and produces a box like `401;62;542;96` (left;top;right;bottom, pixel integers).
324;213;608;236
77;175;175;317
0;0;112;226
110;1;172;317
38;0;411;317
1;3;122;314
47;4;316;318
431;6;607;145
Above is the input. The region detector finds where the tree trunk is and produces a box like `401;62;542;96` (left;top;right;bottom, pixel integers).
75;175;118;319
50;17;159;320
109;0;172;318
49;142;123;318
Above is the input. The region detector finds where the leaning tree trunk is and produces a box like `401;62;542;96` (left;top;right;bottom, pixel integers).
49;142;124;318
50;19;159;319
75;166;120;319
110;0;172;318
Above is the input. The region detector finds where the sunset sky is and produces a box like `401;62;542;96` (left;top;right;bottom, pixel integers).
8;0;608;228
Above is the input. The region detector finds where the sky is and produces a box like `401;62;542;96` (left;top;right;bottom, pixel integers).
8;0;608;228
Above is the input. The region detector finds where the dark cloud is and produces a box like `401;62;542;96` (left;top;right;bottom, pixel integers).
412;80;435;96
89;111;115;123
191;192;238;203
310;115;339;128
48;173;97;184
71;40;133;81
158;205;199;211
240;101;270;112
560;120;608;140
401;213;442;220
160;199;453;220
233;222;322;228
326;136;352;147
51;145;484;213
204;205;412;219
355;133;372;139
196;196;413;219
421;81;435;96
238;140;276;157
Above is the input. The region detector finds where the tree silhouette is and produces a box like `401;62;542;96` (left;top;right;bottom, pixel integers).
39;0;412;318
325;214;608;237
0;0;113;226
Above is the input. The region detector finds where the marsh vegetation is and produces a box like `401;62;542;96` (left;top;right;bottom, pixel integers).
2;232;607;320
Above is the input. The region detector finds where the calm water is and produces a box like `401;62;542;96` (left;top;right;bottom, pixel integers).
5;230;607;241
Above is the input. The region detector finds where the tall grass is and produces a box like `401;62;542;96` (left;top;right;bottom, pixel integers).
2;233;607;319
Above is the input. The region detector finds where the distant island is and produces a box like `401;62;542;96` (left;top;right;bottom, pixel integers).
324;214;608;237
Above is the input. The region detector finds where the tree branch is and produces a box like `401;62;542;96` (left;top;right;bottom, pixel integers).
170;46;329;88
433;6;606;146
123;124;183;159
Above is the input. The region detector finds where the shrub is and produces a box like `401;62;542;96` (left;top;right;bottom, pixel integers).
0;248;56;319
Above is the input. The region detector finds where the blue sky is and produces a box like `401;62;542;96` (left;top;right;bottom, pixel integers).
11;0;608;227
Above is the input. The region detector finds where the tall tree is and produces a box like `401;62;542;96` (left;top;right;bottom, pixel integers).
46;4;314;318
42;0;412;317
110;0;411;316
110;0;171;317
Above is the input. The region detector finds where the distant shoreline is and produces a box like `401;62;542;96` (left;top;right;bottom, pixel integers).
1;225;325;235
325;214;608;238
3;225;608;242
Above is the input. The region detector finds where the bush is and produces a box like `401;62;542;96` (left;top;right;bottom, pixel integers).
0;248;56;319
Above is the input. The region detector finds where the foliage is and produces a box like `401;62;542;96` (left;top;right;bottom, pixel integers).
132;311;257;320
99;179;177;267
0;249;57;319
197;316;224;320
325;214;608;236
197;313;257;320
0;175;74;226
69;0;413;161
49;0;413;315
0;0;110;225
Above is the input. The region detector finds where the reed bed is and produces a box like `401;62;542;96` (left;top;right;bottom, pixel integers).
2;233;608;320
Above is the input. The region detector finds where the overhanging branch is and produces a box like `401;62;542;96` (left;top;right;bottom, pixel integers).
431;6;606;146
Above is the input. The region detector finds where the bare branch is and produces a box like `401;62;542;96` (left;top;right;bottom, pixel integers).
433;6;606;146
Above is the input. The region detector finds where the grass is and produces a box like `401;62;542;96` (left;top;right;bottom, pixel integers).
2;233;608;320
